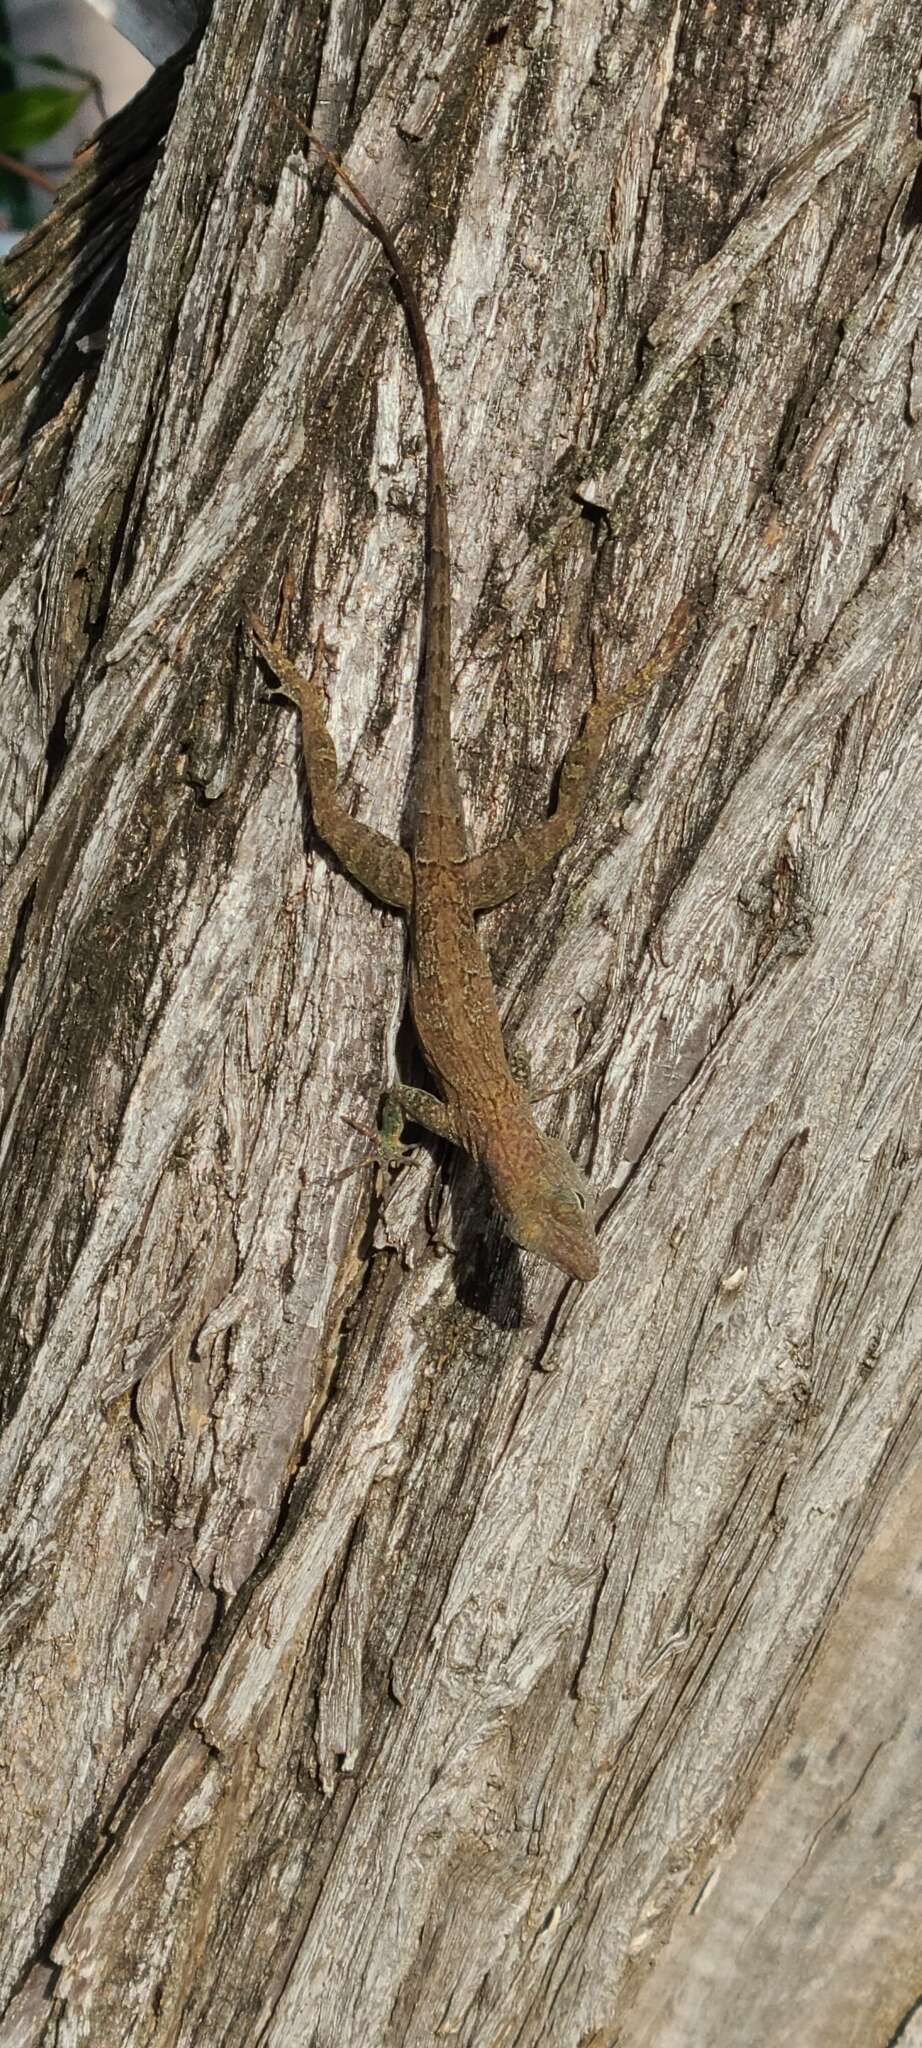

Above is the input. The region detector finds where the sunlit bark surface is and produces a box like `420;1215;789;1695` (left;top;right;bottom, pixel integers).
0;2;920;2042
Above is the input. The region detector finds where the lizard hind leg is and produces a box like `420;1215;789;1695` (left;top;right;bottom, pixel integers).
464;597;699;911
248;613;413;911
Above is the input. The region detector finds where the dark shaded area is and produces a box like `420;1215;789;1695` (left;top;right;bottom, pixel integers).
900;155;922;231
0;34;198;440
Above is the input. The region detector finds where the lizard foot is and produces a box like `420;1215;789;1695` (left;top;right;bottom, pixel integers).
507;1040;533;1093
326;1106;419;1189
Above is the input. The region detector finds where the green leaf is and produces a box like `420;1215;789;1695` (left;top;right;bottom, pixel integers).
0;83;87;151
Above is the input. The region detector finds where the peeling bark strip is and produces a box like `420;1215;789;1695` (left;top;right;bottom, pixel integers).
0;0;921;2044
576;104;872;512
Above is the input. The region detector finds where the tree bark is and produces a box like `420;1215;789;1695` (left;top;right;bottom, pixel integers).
620;1458;922;2048
0;2;920;2044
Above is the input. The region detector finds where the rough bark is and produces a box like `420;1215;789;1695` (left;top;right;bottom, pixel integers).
0;1;919;2044
621;1458;922;2048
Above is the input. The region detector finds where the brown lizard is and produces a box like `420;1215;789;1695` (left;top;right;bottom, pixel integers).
250;122;695;1282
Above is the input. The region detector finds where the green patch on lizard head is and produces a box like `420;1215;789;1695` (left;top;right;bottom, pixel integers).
501;1138;599;1282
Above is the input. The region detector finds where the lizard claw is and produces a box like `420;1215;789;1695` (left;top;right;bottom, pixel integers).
326;1110;419;1190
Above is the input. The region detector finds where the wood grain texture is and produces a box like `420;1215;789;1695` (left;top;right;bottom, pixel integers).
0;0;919;2042
620;1456;922;2048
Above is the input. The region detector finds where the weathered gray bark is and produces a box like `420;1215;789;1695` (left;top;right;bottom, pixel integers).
0;1;919;2044
621;1457;922;2048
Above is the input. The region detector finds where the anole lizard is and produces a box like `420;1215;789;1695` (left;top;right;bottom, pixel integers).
250;122;694;1282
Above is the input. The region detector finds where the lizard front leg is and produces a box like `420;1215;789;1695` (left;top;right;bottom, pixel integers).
249;615;413;911
381;1083;463;1156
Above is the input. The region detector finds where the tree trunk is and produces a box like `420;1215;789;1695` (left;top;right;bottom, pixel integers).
1;2;920;2043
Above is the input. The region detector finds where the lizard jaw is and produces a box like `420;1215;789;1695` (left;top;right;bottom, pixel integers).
511;1211;600;1282
494;1138;600;1282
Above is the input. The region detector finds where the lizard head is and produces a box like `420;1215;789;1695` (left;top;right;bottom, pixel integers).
498;1136;600;1282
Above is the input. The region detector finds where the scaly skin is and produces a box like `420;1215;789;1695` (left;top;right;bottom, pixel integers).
251;121;695;1281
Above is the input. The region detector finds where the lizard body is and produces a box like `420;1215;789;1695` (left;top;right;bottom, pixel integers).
251;125;693;1281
